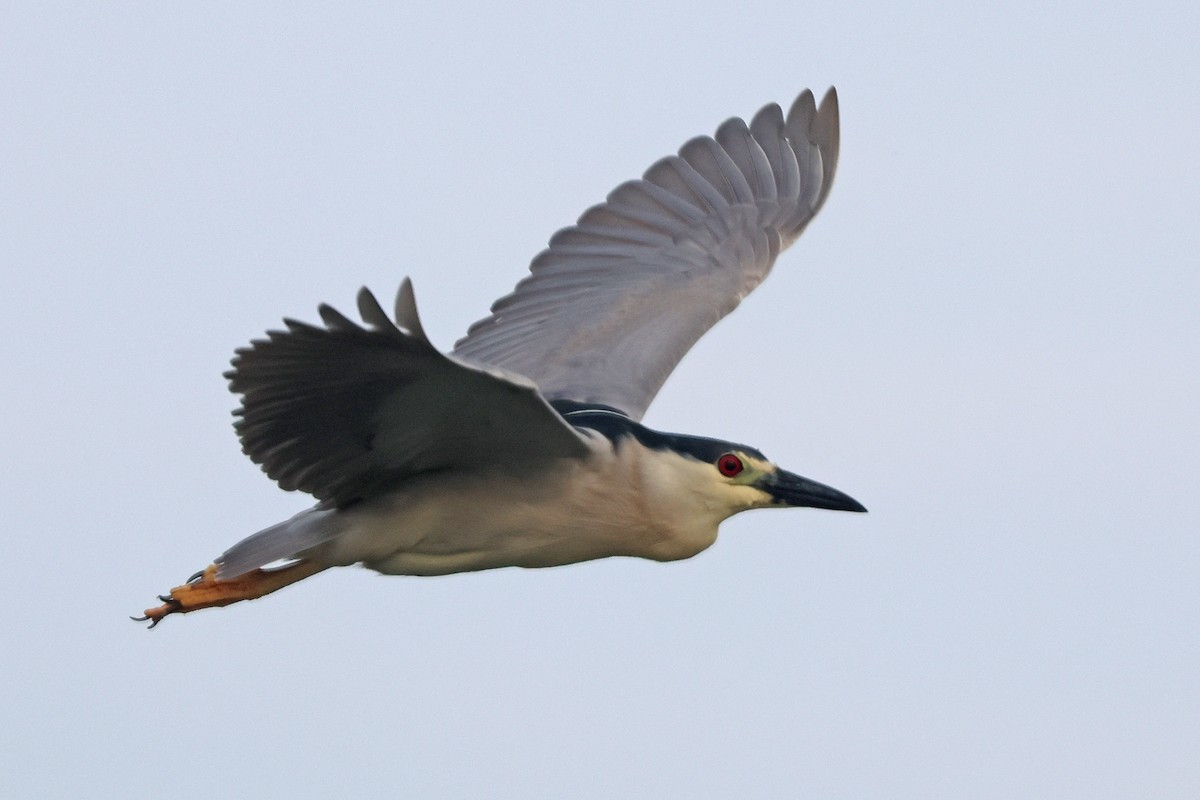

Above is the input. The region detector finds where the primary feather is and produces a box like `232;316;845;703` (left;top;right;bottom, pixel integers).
453;88;840;420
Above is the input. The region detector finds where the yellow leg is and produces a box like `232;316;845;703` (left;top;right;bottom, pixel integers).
136;560;327;627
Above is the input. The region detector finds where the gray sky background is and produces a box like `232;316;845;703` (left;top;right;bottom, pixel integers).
3;2;1197;798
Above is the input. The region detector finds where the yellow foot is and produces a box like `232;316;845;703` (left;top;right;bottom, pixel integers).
135;560;326;628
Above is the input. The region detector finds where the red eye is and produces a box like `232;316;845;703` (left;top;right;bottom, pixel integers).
717;453;743;477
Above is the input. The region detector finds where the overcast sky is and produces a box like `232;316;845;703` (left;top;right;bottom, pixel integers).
2;2;1197;798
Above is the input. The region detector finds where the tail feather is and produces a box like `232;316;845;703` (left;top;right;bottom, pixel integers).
215;507;338;578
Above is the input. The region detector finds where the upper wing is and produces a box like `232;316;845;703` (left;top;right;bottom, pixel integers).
452;88;840;421
228;280;590;508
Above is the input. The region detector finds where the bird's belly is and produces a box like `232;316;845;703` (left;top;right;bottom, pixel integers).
320;467;718;576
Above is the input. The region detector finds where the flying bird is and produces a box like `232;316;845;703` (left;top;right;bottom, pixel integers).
138;87;864;626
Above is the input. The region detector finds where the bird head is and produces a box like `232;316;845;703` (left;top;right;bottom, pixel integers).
560;406;866;521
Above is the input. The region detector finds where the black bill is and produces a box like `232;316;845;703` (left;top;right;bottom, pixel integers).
762;469;867;513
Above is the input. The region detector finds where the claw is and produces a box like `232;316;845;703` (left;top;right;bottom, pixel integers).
135;593;182;629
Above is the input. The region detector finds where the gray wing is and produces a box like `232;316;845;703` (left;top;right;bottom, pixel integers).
228;279;590;509
452;88;840;420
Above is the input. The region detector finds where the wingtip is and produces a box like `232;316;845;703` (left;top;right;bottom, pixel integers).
356;286;394;332
815;87;840;142
811;87;840;212
394;277;432;345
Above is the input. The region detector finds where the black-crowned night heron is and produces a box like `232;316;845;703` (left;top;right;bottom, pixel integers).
139;87;864;626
